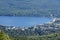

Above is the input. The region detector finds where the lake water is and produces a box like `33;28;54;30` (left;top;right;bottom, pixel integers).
0;16;52;27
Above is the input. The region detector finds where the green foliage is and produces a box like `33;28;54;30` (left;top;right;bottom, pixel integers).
0;30;11;40
13;33;60;40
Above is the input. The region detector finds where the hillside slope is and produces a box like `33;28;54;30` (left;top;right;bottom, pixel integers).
0;30;11;40
12;33;60;40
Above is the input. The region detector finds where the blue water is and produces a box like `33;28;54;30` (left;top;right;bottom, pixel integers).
0;16;52;27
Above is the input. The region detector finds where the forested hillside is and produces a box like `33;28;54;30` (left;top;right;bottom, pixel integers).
13;33;60;40
0;0;60;17
0;30;60;40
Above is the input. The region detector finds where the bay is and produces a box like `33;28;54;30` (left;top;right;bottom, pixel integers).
0;16;52;27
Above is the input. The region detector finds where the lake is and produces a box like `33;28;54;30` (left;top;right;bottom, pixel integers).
0;16;52;28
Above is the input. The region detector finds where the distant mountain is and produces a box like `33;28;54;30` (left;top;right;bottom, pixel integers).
0;0;60;17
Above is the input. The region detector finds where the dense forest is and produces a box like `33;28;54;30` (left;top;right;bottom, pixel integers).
0;30;60;40
12;33;60;40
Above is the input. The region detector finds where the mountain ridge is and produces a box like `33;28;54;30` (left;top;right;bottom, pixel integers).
0;0;60;17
